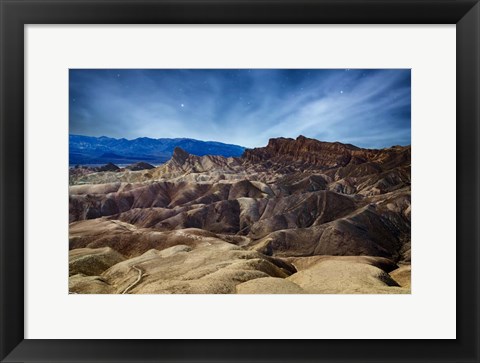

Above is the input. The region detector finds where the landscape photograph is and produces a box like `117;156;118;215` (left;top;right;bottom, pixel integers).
69;69;411;294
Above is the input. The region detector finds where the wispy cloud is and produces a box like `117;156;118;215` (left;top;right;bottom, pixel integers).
70;69;410;148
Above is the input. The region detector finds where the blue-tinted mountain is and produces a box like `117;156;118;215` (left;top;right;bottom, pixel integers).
69;134;246;165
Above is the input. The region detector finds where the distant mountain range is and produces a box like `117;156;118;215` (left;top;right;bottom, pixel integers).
69;134;246;165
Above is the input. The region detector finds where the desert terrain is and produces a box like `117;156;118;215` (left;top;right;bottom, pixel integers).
69;135;411;294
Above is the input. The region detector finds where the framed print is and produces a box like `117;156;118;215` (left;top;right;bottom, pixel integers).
1;0;479;362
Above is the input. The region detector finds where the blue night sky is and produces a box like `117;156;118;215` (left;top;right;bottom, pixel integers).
69;69;411;149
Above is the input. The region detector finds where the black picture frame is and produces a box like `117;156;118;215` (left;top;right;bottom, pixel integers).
1;1;479;362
